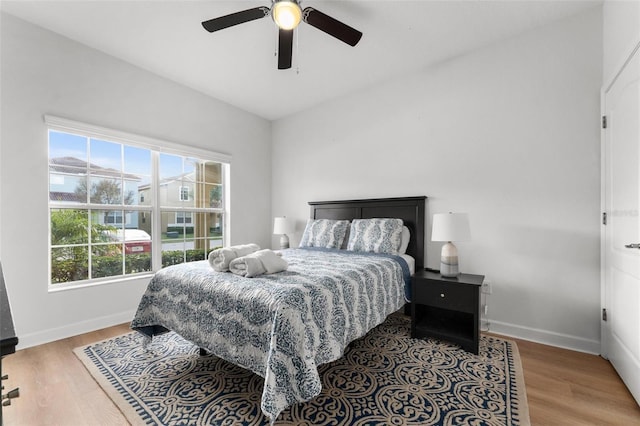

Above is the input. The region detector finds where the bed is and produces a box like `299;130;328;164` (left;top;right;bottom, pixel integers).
131;196;427;421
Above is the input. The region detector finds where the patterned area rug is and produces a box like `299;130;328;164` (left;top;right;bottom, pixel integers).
74;315;530;425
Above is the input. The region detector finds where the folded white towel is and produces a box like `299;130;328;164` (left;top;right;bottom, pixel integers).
208;243;260;272
229;249;288;278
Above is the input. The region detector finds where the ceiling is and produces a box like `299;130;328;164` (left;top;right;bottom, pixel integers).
1;0;600;120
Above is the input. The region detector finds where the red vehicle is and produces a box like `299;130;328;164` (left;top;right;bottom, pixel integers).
109;229;151;254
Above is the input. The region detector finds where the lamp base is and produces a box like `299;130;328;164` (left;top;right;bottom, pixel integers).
440;241;459;277
279;234;290;250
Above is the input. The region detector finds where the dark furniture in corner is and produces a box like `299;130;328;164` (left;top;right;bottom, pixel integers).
411;270;484;354
1;262;19;424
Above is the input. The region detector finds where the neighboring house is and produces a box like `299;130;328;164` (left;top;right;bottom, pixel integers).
138;164;223;239
49;156;142;229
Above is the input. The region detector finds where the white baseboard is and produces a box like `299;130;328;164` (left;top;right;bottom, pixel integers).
487;319;601;355
17;309;135;350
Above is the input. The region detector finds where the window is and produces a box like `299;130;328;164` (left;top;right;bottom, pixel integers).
105;211;124;224
175;212;193;224
159;153;224;268
179;186;190;201
47;116;229;289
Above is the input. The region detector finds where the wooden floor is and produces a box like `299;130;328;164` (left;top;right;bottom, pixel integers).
2;325;639;426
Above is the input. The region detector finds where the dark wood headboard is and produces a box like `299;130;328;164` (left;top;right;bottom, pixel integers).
308;196;427;270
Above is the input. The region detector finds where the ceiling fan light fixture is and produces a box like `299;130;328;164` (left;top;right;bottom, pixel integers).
272;0;302;30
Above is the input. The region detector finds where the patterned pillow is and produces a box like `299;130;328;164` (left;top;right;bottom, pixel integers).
347;218;404;254
299;219;350;249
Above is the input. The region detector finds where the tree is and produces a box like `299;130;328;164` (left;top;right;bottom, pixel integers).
50;209;120;283
75;179;135;205
210;185;222;208
75;179;135;225
50;209;89;245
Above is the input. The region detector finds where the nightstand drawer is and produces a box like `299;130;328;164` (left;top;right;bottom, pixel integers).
413;281;475;313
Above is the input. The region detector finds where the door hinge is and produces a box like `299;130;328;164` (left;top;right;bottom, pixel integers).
602;308;607;321
602;212;607;225
602;115;607;129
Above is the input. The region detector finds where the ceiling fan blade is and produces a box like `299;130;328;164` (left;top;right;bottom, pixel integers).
278;29;294;70
202;7;270;33
302;7;362;46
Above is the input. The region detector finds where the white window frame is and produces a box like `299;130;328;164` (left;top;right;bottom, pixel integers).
46;115;231;292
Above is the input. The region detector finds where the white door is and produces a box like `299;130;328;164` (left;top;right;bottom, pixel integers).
603;43;640;405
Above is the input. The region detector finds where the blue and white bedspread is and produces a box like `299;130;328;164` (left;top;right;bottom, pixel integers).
131;247;409;421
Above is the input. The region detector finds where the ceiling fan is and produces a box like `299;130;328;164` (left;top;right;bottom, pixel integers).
201;0;363;70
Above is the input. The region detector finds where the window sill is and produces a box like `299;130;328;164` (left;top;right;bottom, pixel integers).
48;272;154;293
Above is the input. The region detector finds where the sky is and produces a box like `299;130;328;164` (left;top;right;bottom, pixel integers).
48;130;204;187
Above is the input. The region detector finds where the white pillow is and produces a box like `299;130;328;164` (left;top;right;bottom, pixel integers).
399;226;410;254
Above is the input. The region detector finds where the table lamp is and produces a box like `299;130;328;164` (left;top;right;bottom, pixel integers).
431;213;471;277
273;217;294;249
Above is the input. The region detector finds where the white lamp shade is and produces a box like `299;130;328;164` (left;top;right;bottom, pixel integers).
431;213;471;242
273;217;294;235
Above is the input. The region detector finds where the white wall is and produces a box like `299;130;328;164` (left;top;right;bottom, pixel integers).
603;0;640;86
272;7;603;353
0;13;272;348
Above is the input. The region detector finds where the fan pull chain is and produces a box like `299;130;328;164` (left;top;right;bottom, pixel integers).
295;25;300;75
273;22;278;59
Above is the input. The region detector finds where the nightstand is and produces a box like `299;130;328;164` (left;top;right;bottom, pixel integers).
411;270;484;354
